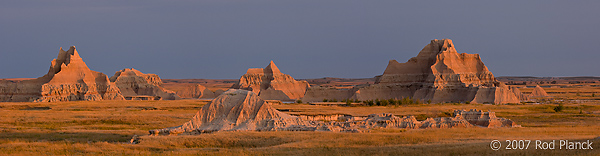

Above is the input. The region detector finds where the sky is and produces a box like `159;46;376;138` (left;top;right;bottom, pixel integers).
1;0;599;79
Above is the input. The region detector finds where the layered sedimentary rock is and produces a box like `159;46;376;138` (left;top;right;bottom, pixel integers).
232;61;309;101
1;46;124;102
302;87;356;102
315;109;519;132
0;78;45;102
176;84;217;99
530;85;549;97
304;39;522;104
151;92;520;134
510;86;529;101
150;89;312;135
110;68;180;100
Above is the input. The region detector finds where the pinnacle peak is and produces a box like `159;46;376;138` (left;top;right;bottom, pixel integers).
264;61;281;74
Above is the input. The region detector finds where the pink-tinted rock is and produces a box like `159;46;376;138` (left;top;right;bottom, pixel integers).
1;46;124;102
232;61;309;101
110;68;180;100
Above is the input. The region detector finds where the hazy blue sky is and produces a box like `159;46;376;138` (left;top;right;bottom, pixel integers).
1;1;599;79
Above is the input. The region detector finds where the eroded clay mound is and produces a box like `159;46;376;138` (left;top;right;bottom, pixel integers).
150;89;312;135
304;39;524;104
316;109;519;132
176;84;217;99
232;61;309;101
110;68;180;100
530;85;549;97
1;46;124;102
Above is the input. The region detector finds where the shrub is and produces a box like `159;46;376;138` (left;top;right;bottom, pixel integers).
388;99;397;105
380;100;389;106
345;99;352;106
363;100;374;106
553;104;564;112
427;99;432;104
332;99;338;102
296;100;302;104
323;99;328;102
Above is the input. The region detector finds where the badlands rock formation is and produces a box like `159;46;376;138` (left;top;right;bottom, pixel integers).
304;39;523;104
151;89;519;135
110;68;180;100
510;86;529;101
530;85;549;97
176;84;217;99
314;109;519;132
0;46;124;102
232;61;309;101
302;87;356;102
150;89;311;135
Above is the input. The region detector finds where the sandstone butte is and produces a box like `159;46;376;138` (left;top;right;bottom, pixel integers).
0;46;178;102
176;84;221;99
530;85;550;97
303;39;524;104
150;89;519;135
0;46;124;102
232;61;309;101
110;68;180;100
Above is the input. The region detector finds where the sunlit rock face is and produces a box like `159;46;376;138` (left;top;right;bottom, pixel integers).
110;68;180;100
1;46;124;102
232;61;309;101
530;85;549;97
352;39;522;104
151;89;312;135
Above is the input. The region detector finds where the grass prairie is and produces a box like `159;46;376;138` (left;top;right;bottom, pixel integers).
0;98;599;155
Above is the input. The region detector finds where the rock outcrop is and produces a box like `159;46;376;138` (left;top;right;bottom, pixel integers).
314;109;519;132
176;84;217;99
150;89;312;135
304;39;523;104
232;61;309;101
510;86;529;101
302;87;356;102
0;78;45;102
151;93;520;134
1;46;124;102
530;85;549;97
110;68;180;100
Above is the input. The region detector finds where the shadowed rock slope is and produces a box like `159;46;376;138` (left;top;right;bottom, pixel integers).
176;84;219;99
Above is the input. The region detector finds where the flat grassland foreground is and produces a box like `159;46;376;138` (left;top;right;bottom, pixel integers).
0;100;598;155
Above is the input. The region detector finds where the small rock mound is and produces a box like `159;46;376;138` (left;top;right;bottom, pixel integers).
530;85;549;97
150;89;312;135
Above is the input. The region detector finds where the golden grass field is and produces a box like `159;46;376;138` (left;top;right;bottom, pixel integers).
1;94;599;155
